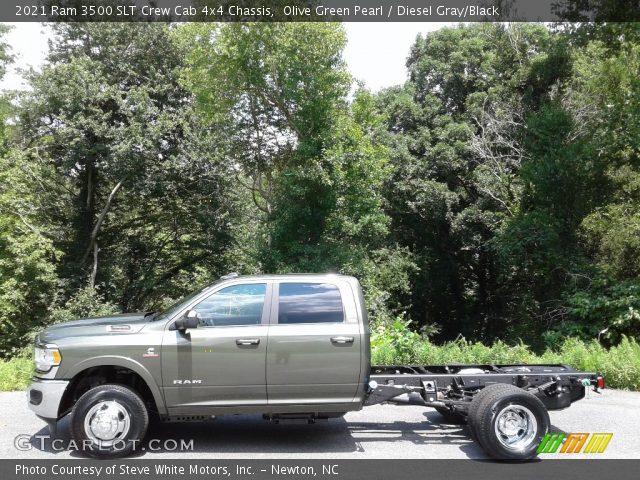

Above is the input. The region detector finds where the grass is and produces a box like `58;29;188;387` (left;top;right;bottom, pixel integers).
0;356;33;391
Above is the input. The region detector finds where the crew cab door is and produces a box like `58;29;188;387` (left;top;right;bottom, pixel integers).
266;281;362;405
161;281;271;413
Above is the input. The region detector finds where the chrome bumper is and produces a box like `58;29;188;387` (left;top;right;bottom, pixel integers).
27;378;69;420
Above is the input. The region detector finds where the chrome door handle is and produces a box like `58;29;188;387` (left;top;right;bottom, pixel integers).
236;338;260;346
330;336;354;344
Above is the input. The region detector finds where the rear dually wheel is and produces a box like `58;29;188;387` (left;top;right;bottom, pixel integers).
469;384;549;460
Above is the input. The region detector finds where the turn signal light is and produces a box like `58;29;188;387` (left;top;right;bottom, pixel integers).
52;350;62;364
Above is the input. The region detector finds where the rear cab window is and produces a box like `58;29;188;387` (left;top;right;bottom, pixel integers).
277;283;344;324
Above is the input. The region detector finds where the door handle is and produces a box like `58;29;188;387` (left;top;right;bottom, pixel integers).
236;338;260;346
330;336;354;344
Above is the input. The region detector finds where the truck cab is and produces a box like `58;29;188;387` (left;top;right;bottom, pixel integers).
159;274;370;415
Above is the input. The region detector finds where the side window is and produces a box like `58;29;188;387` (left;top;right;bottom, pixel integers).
192;284;266;327
278;283;344;324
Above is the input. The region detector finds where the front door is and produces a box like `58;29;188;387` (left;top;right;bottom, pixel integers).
161;282;271;413
266;281;362;405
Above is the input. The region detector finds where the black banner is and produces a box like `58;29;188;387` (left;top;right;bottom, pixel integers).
3;0;640;22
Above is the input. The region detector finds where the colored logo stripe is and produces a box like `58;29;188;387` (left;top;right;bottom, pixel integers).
560;433;589;453
537;433;565;453
584;433;613;453
538;432;613;454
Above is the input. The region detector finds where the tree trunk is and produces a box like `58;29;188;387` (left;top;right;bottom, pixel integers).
81;180;123;265
89;242;98;288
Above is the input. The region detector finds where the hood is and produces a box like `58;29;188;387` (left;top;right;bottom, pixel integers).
37;313;148;344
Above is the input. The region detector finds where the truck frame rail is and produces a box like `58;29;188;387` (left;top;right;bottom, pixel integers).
367;363;601;412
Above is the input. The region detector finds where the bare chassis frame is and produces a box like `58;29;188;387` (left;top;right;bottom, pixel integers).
366;364;600;414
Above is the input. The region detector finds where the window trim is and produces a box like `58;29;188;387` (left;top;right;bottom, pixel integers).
271;281;346;326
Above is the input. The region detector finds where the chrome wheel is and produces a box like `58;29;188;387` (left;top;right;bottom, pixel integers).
83;400;131;447
494;404;538;451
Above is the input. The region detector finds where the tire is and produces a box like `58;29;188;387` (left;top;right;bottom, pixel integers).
471;384;549;460
434;406;466;424
70;384;149;458
467;383;515;441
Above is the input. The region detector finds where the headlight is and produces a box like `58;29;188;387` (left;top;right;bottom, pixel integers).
34;345;61;372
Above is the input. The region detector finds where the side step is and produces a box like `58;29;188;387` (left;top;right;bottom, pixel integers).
263;413;329;424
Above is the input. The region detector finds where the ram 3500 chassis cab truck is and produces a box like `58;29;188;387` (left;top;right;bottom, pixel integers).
28;274;603;460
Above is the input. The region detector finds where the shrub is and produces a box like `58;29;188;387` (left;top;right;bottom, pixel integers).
371;331;640;391
9;286;121;359
48;287;119;325
0;356;33;391
370;315;426;364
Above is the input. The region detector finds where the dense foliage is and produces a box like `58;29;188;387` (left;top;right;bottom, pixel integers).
0;22;638;361
371;320;640;390
375;23;640;349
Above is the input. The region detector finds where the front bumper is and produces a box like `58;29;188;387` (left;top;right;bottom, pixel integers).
26;378;69;420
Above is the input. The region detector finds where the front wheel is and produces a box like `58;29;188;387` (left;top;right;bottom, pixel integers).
70;384;149;458
470;384;549;460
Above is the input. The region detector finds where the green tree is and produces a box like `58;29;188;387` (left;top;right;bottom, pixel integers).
376;24;567;341
19;23;237;311
178;22;350;235
545;35;640;344
0;26;60;356
179;23;412;321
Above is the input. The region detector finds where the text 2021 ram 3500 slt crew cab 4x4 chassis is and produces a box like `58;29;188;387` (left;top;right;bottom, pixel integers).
27;273;603;460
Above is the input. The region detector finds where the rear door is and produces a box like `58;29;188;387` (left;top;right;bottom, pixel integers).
266;280;362;405
162;281;271;412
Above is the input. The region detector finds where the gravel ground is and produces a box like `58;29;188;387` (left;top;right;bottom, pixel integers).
0;388;637;459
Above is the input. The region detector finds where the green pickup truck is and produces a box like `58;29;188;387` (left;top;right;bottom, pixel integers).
28;273;603;460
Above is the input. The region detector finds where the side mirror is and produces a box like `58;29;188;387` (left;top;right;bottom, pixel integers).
174;309;200;331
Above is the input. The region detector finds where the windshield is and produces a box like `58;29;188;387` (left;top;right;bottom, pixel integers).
153;282;218;321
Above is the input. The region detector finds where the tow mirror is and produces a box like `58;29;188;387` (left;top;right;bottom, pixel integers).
174;309;200;331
